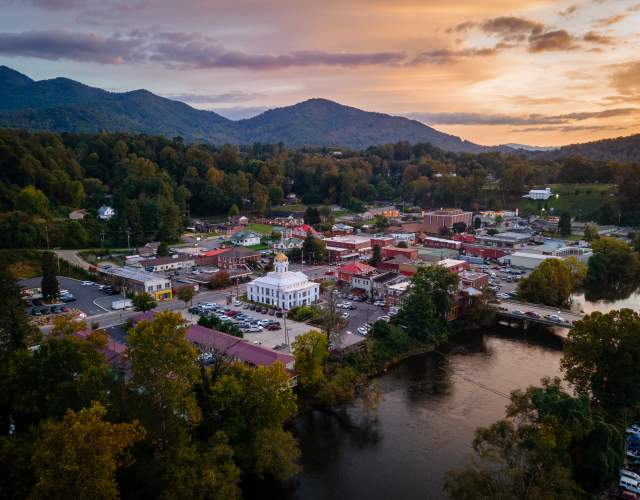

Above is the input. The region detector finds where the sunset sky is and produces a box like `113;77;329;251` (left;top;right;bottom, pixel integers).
1;0;639;146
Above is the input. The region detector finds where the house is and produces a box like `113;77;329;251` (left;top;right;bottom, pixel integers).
273;238;304;251
337;262;376;283
423;208;473;235
292;224;319;239
218;247;261;269
385;281;410;306
524;188;552;200
229;215;249;226
97;205;116;220
137;242;160;258
68;209;87;220
229;231;261;247
331;223;354;235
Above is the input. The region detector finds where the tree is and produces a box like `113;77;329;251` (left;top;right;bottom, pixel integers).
517;258;576;307
559;212;572;236
132;292;157;312
15;186;49;217
586;237;640;291
157;242;169;257
445;378;622;498
0;267;33;356
369;245;382;266
583;224;599;242
292;330;328;390
31;401;145;500
302;233;326;263
127;312;201;443
228;204;240;218
41;251;59;301
494;215;503;226
198;314;243;338
203;362;299;479
564;256;587;287
303;206;320;225
473;217;481;229
397;240;408;248
397;265;459;344
177;287;194;308
562;309;640;410
452;221;467;234
208;271;230;290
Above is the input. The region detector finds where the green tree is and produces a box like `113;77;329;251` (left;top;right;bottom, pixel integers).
292;330;328;390
132;292;157;312
208;271;230;290
559;212;572;236
517;258;576;307
228;204;240;218
473;216;481;229
397;265;459;344
15;186;49;218
302;233;326;263
30;401;145;500
40;251;59;301
177;286;194;308
0;267;33;356
562;309;640;410
303;206;320;225
586;237;640;290
583;224;599;242
203;362;299;479
369;245;382;266
157;242;169;257
127;312;201;443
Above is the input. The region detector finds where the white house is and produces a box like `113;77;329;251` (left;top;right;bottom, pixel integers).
273;238;304;251
524;188;552;200
229;231;261;246
246;253;320;308
98;205;116;220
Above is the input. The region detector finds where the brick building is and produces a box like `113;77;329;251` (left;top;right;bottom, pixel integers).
423;208;473;235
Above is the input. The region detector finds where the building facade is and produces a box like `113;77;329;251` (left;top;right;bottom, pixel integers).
246;253;320;308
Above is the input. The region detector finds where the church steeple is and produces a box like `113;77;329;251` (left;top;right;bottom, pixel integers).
274;252;289;273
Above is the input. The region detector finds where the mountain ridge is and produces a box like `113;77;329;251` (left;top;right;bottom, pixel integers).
0;66;487;152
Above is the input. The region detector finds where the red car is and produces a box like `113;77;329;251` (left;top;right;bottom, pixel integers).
266;323;281;331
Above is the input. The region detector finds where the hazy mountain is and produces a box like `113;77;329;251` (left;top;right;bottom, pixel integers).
0;66;486;152
502;143;558;152
535;134;640;163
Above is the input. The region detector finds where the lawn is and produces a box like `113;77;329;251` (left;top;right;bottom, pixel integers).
513;183;616;220
246;223;275;235
247;243;270;251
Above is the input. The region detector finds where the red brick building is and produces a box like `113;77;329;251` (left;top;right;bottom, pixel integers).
423;209;473;235
217;247;260;269
338;262;376;283
422;236;462;251
370;236;395;248
381;246;418;260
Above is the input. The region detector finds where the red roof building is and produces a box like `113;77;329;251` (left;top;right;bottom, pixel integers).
337;262;376;283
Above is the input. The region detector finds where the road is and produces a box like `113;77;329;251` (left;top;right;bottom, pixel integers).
54;249;93;270
492;299;583;328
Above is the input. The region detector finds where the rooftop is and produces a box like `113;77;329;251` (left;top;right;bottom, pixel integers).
101;266;168;283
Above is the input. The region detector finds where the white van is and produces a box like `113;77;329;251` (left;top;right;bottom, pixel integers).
621;469;640;482
620;476;640;494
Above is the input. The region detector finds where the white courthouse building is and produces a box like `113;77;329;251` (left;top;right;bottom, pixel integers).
246;253;320;309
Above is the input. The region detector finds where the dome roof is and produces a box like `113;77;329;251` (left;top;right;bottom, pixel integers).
275;252;288;263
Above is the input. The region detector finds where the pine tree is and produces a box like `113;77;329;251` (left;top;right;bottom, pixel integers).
41;251;59;301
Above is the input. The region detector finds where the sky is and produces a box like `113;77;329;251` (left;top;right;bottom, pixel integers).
1;0;639;146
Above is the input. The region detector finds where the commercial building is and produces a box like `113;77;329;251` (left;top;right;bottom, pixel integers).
422;236;462;251
140;255;195;273
510;252;556;270
423;209;473;235
381;246;418;260
99;266;173;301
438;258;470;274
370;236;395;248
217;247;261;269
246;253;320;308
458;271;489;289
338;261;376;283
475;232;532;249
324;235;372;261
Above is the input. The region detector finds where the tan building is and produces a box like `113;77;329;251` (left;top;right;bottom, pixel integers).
423;209;473;235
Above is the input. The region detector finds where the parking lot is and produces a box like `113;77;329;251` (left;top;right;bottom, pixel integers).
19;276;111;317
186;301;316;350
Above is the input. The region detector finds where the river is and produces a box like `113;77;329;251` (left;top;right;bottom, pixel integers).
253;290;639;500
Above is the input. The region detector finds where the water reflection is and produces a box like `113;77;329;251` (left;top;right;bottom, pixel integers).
574;289;640;315
275;326;565;500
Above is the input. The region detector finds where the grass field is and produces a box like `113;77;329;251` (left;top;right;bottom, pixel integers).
513;184;616;220
245;223;275;235
247;243;270;251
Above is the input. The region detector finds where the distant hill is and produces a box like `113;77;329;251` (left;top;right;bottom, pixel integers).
502;143;558;152
0;66;486;152
536;134;640;163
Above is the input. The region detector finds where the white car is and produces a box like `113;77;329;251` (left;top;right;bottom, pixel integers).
373;300;385;306
247;326;262;333
81;281;94;286
341;312;350;319
378;315;390;322
357;327;368;336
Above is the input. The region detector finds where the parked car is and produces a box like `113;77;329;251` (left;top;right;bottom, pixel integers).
81;281;94;286
341;312;350;319
266;323;281;331
525;311;541;319
60;294;76;303
50;305;63;313
32;298;43;306
247;326;262;333
31;307;42;316
512;309;525;315
276;311;283;318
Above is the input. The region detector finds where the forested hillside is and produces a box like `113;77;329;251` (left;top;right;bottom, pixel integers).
0;129;638;249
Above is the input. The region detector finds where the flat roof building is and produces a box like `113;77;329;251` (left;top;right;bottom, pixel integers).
99;266;173;300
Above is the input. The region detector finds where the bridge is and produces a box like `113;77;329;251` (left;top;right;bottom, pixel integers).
491;299;585;329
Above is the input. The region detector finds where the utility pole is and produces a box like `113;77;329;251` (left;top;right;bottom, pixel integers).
100;230;106;249
283;310;290;350
126;228;131;251
44;224;49;250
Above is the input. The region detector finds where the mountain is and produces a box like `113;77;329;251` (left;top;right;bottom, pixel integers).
535;134;640;163
0;66;486;152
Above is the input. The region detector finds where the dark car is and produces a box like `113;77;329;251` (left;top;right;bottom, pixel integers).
268;309;276;316
39;307;50;315
249;304;256;310
266;323;281;331
50;305;62;313
275;311;283;318
188;306;202;314
32;298;43;306
525;311;541;319
60;295;76;303
31;307;42;316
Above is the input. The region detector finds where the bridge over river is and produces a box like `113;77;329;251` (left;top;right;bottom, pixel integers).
491;299;584;329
